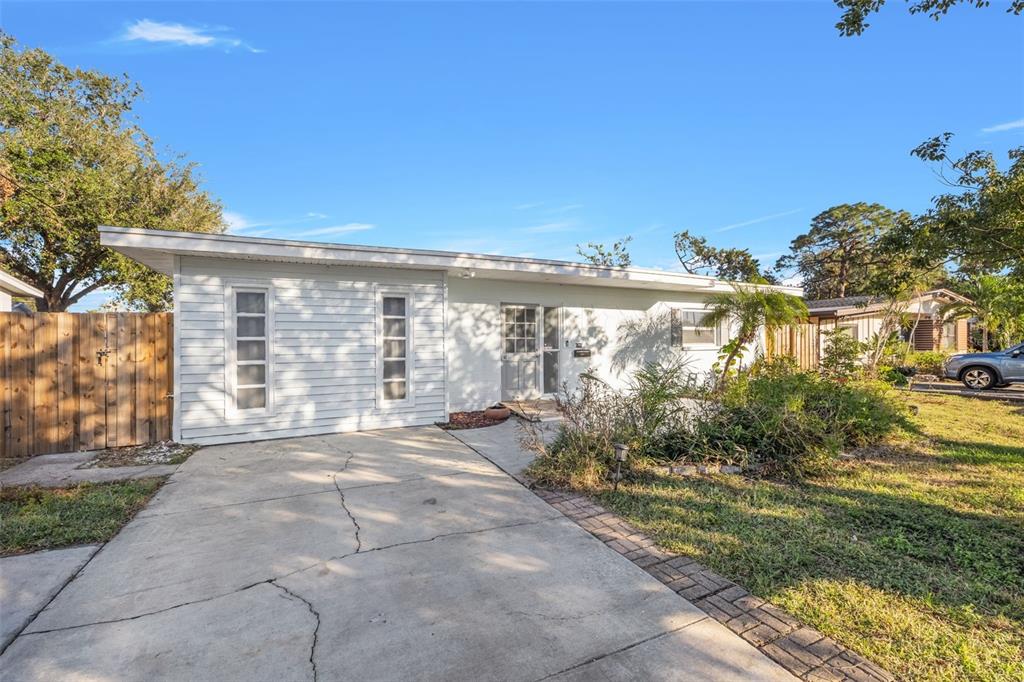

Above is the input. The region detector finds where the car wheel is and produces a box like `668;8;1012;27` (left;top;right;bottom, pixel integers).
961;367;996;390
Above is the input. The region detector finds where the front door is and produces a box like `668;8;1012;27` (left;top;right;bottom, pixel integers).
501;304;540;401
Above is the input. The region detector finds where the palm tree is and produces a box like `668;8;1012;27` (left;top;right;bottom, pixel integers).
701;282;808;384
938;275;1015;352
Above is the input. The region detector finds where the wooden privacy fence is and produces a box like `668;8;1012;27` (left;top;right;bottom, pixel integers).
765;323;820;370
0;312;173;458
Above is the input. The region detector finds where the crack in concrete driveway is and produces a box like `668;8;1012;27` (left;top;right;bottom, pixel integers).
0;425;795;681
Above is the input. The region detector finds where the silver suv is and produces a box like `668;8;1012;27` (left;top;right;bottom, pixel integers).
943;342;1024;389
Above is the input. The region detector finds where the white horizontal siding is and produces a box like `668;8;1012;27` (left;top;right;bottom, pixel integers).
176;256;446;444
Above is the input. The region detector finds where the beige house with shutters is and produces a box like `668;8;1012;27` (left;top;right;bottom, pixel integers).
805;289;972;353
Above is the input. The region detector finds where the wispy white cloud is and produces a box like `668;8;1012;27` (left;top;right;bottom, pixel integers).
120;19;263;53
981;117;1024;134
514;202;544;211
294;223;375;237
224;210;337;233
521;221;578;234
715;208;803;233
223;211;264;233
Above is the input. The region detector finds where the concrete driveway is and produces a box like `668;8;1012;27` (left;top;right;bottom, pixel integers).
1;425;792;681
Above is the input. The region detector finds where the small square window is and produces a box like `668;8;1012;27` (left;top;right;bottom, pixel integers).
237;316;265;338
384;340;406;359
237;387;266;409
236;292;266;314
383;297;406;316
383;359;406;380
383;318;406;338
237;340;266;361
237;364;266;386
383;381;407;400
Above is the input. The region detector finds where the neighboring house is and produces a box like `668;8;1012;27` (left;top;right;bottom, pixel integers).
0;270;44;312
100;226;801;446
805;289;972;352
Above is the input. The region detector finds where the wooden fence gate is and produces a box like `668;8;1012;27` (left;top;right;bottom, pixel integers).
0;312;173;458
765;323;820;370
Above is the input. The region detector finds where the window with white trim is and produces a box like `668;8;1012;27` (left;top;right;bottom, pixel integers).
381;295;410;401
670;309;718;347
234;290;268;410
837;323;859;341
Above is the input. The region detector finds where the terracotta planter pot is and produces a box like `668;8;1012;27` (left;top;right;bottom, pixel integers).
483;407;511;420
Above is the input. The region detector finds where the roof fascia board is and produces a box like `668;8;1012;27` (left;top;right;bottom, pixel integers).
99;226;804;296
0;270;45;298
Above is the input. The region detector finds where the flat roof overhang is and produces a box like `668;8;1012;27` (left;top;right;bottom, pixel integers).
99;226;805;296
0;270;45;299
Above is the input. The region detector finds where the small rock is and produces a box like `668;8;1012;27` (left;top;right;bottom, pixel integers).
696;464;719;474
669;465;697;476
720;465;742;474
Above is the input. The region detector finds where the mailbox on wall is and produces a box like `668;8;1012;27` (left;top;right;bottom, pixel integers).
573;345;592;358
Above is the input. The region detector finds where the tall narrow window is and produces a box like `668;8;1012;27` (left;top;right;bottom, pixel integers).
381;295;409;401
235;290;267;410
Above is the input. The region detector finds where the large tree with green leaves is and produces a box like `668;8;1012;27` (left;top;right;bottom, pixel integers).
0;34;225;311
776;203;911;300
833;0;1023;37
940;274;1024;351
882;134;1024;280
674;230;777;283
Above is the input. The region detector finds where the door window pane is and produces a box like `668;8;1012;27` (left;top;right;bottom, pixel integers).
543;351;559;394
544;307;559;349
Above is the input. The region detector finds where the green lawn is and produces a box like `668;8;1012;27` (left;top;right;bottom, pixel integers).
0;478;164;555
596;394;1024;681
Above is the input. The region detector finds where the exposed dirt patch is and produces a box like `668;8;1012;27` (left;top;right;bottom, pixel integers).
436;411;510;430
78;441;199;469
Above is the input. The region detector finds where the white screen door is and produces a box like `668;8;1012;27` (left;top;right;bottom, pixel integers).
501;304;540;400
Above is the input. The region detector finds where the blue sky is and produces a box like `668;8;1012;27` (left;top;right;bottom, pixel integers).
6;1;1023;309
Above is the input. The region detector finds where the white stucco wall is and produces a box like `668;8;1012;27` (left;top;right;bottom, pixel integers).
446;277;730;412
0;291;11;312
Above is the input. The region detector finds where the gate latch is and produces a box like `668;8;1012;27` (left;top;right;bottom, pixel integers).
96;348;111;365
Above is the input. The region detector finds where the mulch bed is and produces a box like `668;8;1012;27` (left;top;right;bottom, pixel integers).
78;441;199;469
436;411;510;430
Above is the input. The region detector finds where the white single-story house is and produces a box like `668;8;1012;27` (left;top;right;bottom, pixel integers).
0;270;44;312
100;226;802;445
805;289;972;353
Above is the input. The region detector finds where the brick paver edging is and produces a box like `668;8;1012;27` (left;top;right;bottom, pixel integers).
533;488;894;682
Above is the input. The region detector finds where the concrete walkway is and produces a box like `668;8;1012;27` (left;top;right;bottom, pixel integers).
0;451;179;488
0;545;99;650
1;425;793;681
